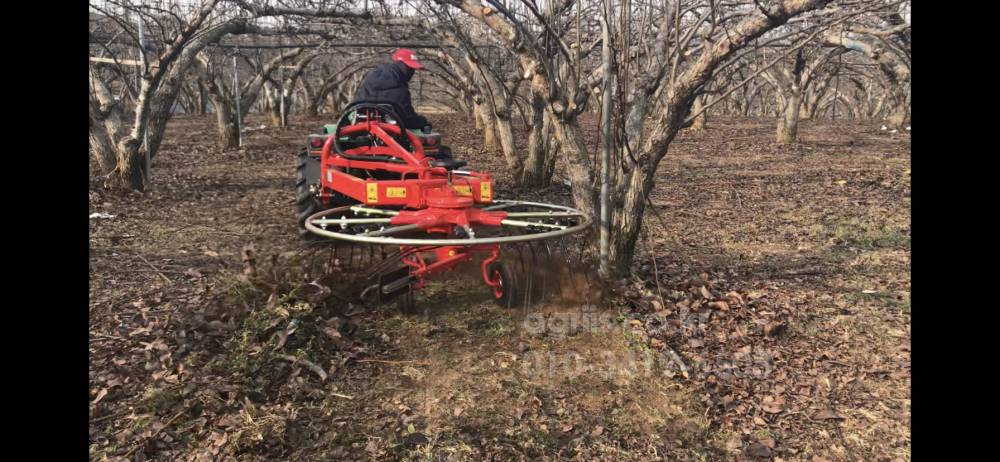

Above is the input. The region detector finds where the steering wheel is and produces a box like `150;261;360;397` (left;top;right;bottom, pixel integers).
333;101;410;156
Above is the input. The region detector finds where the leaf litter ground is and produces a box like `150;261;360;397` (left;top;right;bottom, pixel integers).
90;112;909;461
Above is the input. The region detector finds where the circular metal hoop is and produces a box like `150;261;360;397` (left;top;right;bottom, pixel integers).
304;200;592;246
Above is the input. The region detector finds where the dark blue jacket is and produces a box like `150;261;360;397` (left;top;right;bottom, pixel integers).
352;61;428;129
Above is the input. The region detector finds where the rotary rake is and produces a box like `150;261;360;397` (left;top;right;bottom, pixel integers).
296;102;591;313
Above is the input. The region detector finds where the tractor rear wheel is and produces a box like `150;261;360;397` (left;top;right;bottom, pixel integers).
296;149;323;239
296;149;355;240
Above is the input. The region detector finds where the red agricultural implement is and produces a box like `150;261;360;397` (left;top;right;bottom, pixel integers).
296;102;590;313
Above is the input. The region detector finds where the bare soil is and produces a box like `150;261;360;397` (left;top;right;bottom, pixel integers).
89;112;910;461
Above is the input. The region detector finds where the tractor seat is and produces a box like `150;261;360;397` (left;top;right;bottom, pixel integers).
430;158;467;170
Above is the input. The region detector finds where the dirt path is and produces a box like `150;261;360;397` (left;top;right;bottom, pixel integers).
90;113;909;461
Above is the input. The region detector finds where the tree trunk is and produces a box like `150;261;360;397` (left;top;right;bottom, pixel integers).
886;90;909;129
777;50;805;144
805;98;819;120
609;165;655;276
304;99;319;117
520;95;548;187
89;125;119;175
199;63;240;151
197;79;208;115
305;80;327;117
213;99;239;150
776;87;802;143
549;112;594;216
114;139;147;190
493;112;521;178
477;103;498;150
691;95;707;130
473;101;484;130
267;84;283;127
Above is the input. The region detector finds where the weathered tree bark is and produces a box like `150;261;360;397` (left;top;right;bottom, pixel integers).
475;101;497;149
776;50;806;143
205;80;239;149
520;94;549;187
493;109;519;175
89;85;123;175
265;83;283;126
776;85;802;143
691;94;708;130
472;101;484;130
197;78;209;115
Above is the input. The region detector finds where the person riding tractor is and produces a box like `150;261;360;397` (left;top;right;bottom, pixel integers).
353;48;431;131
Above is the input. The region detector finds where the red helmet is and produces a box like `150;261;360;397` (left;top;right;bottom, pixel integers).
392;48;424;69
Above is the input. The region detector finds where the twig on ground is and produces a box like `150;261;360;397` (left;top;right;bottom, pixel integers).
276;354;328;381
91;408;132;423
662;347;690;377
90;333;127;343
137;254;173;284
355;359;430;366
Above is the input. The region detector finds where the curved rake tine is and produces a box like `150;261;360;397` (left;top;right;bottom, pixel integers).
523;242;534;307
483;203;514;211
516;243;531;311
504;212;584;218
312;218;393;226
525;240;544;304
530;241;546;302
360;224;424;237
500;219;568;230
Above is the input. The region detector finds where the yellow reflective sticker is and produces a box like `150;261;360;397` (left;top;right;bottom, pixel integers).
480;182;492;201
386;187;407;198
453;185;472;196
366;183;378;203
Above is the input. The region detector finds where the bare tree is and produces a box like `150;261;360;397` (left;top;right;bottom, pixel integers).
823;3;910;127
194;47;304;149
89;0;373;190
434;0;859;275
766;45;845;143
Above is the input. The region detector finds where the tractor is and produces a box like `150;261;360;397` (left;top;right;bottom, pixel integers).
295;102;590;313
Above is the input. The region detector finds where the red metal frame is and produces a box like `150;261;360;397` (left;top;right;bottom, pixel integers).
311;109;508;295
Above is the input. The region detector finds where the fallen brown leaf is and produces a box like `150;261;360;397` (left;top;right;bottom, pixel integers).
92;388;108;405
813;409;845;420
708;301;730;311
